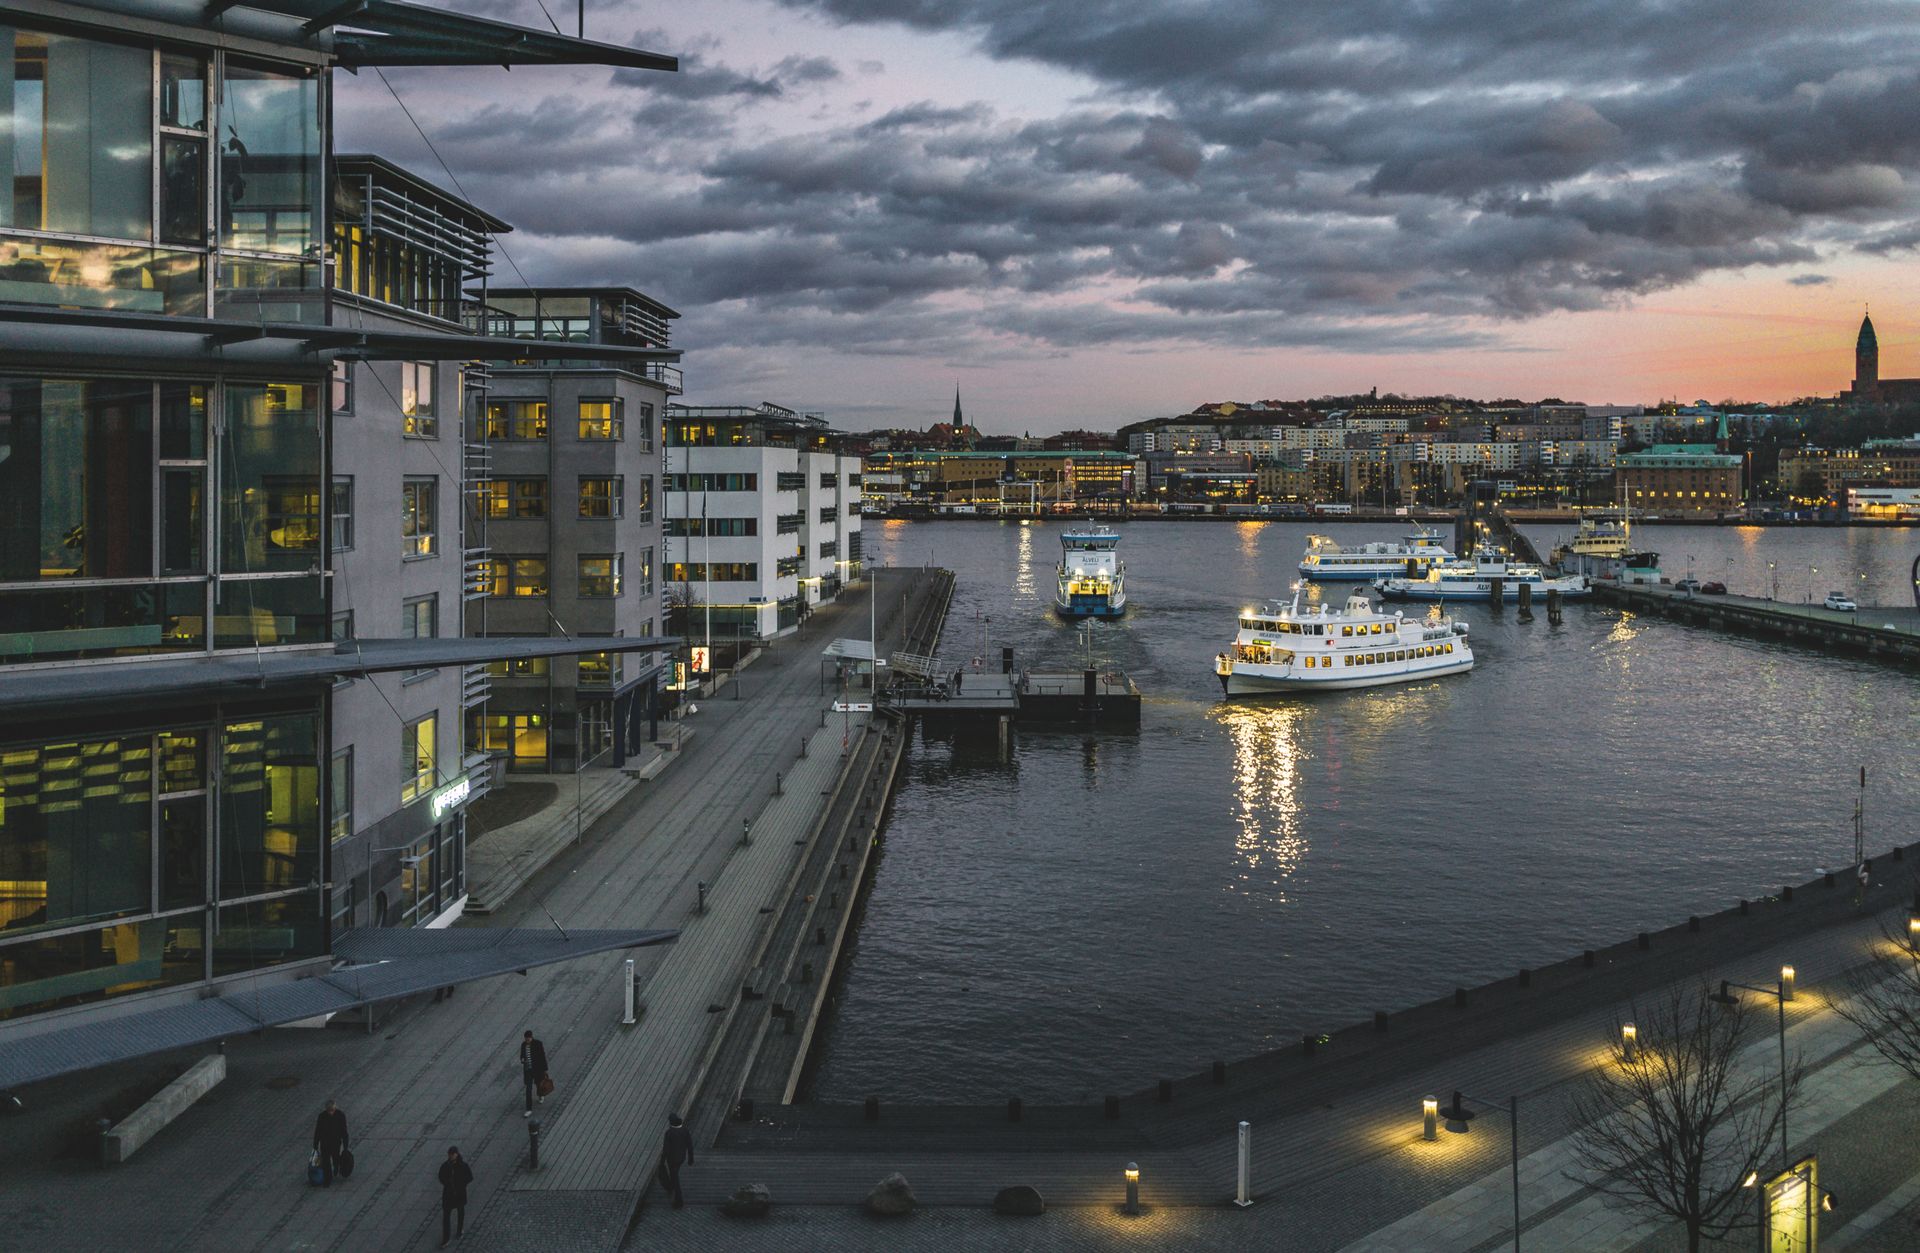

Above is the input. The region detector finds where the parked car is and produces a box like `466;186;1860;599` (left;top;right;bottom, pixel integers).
1700;582;1727;595
1674;577;1701;593
1823;592;1857;612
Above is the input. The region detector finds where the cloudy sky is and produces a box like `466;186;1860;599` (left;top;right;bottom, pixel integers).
337;0;1920;432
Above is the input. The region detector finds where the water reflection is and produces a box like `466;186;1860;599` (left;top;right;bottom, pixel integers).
1015;522;1036;600
1216;701;1309;900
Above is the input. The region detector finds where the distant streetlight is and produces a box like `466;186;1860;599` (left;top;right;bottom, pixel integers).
1124;1162;1140;1215
1622;1022;1639;1063
1710;976;1792;1167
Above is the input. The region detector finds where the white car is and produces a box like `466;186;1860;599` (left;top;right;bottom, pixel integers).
1823;593;1857;612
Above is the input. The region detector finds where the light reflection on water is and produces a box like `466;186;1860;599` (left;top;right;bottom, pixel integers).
811;520;1920;1104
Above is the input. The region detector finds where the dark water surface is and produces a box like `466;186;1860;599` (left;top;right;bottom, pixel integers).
810;520;1920;1103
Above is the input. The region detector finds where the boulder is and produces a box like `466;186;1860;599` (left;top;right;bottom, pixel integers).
866;1173;917;1216
992;1185;1045;1216
724;1183;773;1218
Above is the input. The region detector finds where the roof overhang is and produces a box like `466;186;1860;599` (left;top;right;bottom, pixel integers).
211;1;677;71
0;636;681;713
0;926;678;1091
0;305;681;369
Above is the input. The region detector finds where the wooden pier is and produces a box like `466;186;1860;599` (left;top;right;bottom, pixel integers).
1594;579;1920;665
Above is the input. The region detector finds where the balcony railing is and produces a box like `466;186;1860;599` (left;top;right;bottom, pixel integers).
463;548;492;601
642;362;683;394
460;663;491;709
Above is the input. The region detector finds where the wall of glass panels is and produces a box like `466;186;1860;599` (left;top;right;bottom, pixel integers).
0;24;323;320
0;372;325;662
0;711;326;1021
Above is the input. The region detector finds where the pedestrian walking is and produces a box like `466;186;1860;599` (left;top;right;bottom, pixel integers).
438;1146;473;1246
517;1030;548;1116
311;1099;348;1187
952;669;963;695
660;1113;694;1209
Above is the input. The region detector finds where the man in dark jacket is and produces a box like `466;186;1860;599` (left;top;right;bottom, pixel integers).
438;1146;473;1246
660;1113;694;1209
517;1030;548;1116
312;1099;348;1187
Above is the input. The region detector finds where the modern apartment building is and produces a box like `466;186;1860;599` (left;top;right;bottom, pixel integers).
0;2;680;1086
470;287;680;775
663;404;862;647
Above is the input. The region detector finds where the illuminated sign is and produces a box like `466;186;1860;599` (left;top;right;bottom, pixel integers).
690;646;710;675
430;774;472;821
1763;1156;1820;1253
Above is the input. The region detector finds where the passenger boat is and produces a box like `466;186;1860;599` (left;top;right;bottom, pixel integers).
1214;586;1472;696
1372;546;1591;602
1551;512;1661;583
1055;527;1127;618
1298;528;1455;580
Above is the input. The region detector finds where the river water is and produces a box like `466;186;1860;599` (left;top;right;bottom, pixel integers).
809;520;1920;1104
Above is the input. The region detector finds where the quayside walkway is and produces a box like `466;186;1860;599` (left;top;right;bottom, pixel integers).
0;569;945;1253
612;867;1920;1252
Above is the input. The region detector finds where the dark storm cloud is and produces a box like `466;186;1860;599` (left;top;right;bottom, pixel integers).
354;0;1920;363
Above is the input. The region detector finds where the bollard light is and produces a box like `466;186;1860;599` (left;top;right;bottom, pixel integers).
1621;1022;1639;1063
1908;913;1920;947
1422;1096;1438;1141
742;818;752;846
1781;965;1796;1002
1124;1162;1140;1215
697;881;708;914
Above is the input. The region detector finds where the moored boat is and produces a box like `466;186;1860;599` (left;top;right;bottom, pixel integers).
1214;586;1472;696
1373;546;1590;602
1298;528;1456;580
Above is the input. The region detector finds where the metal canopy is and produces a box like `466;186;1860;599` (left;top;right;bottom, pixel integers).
0;305;681;365
212;1;678;71
0;636;679;712
0;927;678;1091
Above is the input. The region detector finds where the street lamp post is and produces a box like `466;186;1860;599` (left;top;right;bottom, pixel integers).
1440;1091;1521;1251
1711;973;1793;1168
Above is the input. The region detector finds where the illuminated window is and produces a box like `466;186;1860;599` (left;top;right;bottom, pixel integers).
400;362;436;437
401;478;436;558
579;399;623;440
401;713;436;804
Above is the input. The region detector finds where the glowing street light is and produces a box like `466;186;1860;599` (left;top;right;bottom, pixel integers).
1621;1022;1639;1063
1781;965;1796;1003
1124;1162;1140;1215
1422;1095;1439;1141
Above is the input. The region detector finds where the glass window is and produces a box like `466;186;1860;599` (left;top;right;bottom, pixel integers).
152;466;200;573
0;29;151;240
160;53;206;131
217;715;319;900
485;655;548;678
0;377;153;580
579;399;622;440
0;737;154;936
477;477;546;520
329;748;352;843
160;382;206;461
485;400;547;441
0;918;203;1022
633;475;653;523
578;476;622;518
402;478;437;558
330;477;353;552
209;896;323;979
636;401;655;451
158;796;205;913
578;554;622;598
219;60;320;256
401;362;436;436
330;361;353;415
402;593;437;641
160;133;206;246
222;382;321;575
212;574;325;649
402;714;436;805
635;546;654;597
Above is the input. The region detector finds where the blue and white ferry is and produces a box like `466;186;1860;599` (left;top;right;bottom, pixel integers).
1298;528;1455;580
1055;527;1127;618
1372;547;1590;603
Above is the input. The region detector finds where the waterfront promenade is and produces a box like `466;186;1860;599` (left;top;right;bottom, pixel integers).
0;569;937;1253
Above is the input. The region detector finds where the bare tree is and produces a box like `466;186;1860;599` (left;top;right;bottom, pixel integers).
1567;985;1803;1253
1828;919;1920;1080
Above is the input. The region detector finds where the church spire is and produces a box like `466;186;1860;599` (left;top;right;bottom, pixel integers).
1856;307;1879;399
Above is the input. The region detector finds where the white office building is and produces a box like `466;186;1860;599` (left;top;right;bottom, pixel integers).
663;404;863;647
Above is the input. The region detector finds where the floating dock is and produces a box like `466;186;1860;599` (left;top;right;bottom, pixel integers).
882;663;1141;727
1594;579;1920;666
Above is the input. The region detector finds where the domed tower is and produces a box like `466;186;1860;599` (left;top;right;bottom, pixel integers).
1855;311;1879;399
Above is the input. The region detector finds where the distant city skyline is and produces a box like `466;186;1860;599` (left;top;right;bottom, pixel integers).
341;1;1920;434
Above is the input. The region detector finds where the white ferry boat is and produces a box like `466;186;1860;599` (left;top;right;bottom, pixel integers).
1214;586;1472;696
1373;547;1591;603
1055;527;1127;618
1298;528;1455;580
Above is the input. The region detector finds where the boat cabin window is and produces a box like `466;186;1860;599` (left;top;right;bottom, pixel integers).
1341;625;1353;636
